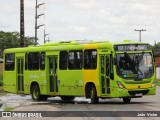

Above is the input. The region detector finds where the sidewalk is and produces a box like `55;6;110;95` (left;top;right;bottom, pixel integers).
157;86;160;92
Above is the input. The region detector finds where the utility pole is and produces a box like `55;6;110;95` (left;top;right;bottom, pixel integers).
35;0;45;45
35;0;38;45
44;27;49;43
46;36;51;43
135;29;146;42
20;0;25;47
43;3;49;44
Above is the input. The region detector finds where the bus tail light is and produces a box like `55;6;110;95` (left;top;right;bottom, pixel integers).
117;81;125;89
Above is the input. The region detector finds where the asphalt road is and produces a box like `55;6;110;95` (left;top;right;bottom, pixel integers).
0;87;160;120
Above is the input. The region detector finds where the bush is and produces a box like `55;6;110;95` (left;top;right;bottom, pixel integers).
157;79;160;86
0;74;3;86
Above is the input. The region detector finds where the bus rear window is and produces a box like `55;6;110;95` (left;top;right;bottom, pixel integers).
5;53;15;71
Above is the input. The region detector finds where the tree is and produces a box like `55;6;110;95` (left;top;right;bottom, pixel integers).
0;31;36;57
25;36;35;46
152;42;160;57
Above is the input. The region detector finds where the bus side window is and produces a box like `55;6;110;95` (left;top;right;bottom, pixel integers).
40;52;45;70
5;53;15;71
59;51;68;70
28;52;40;70
68;50;83;70
84;49;97;69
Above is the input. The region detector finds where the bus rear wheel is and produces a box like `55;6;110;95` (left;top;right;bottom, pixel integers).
123;97;131;103
90;86;99;104
31;84;41;101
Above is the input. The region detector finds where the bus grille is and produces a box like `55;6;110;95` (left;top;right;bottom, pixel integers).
128;90;149;96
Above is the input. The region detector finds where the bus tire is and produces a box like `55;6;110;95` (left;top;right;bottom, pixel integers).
61;96;75;101
31;84;41;101
90;86;99;104
123;97;131;103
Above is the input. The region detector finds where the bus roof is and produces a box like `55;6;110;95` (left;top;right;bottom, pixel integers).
4;40;150;53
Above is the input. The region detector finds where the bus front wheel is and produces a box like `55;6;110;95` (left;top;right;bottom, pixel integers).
90;86;99;104
123;97;131;103
31;84;41;101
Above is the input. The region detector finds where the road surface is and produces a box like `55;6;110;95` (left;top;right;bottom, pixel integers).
0;87;160;120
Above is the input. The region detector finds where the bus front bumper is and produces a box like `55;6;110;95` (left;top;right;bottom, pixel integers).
115;86;156;98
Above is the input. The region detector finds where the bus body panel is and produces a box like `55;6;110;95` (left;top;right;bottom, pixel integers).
24;71;47;94
83;69;99;94
3;40;156;102
58;70;84;96
3;71;17;93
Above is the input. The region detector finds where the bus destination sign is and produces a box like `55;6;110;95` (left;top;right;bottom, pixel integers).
114;44;150;51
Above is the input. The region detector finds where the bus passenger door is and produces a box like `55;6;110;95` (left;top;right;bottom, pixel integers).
48;56;58;93
100;55;111;95
17;57;24;93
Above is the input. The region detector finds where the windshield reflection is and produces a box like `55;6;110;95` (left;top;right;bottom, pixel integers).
116;52;154;79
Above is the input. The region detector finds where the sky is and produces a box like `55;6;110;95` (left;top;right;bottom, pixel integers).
0;0;160;45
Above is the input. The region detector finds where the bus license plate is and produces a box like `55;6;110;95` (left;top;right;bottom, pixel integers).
135;93;143;96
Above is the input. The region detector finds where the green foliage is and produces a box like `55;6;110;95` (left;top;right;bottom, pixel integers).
0;74;4;93
0;31;36;56
157;79;160;86
0;86;4;93
4;107;15;112
152;43;160;57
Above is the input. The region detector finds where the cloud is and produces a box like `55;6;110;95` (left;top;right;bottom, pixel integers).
25;0;35;9
70;0;96;10
0;0;160;45
71;26;88;33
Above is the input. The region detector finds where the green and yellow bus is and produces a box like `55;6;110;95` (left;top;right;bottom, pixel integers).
3;40;156;103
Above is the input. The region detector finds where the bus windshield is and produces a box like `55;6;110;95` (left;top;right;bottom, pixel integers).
116;52;154;79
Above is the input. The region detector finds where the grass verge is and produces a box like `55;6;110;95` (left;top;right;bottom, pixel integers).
0;86;4;93
0;74;3;86
4;107;15;112
0;73;4;94
157;79;160;86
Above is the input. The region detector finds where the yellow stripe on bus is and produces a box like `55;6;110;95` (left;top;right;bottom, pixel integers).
83;70;99;86
83;44;98;49
125;84;152;90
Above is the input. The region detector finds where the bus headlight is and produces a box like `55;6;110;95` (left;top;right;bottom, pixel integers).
117;81;125;89
151;80;157;88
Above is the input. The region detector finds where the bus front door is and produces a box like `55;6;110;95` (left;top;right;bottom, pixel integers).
17;57;24;93
100;55;111;95
48;56;58;93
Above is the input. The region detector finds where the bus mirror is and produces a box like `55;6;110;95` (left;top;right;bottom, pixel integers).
152;50;156;62
114;57;117;65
